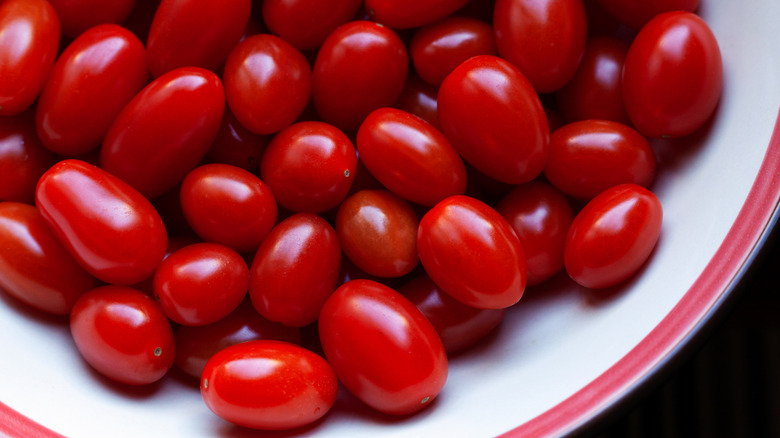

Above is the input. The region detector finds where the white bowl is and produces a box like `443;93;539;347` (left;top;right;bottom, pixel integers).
3;1;780;436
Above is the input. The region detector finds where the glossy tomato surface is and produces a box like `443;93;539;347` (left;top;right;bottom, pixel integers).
201;340;338;430
336;190;419;278
410;16;497;86
596;0;700;29
565;183;663;289
400;273;505;354
544;120;656;201
175;299;301;378
146;0;251;77
365;0;470;29
313;20;408;131
0;0;60;116
249;213;341;327
154;243;249;326
35;160;168;285
260;121;356;213
417;195;527;309
357;108;467;206
36;24;148;156
494;0;587;93
495;181;574;286
0;202;98;315
318;279;448;415
48;0;135;37
223;34;311;135
438;55;549;185
180;163;277;253
101;67;225;199
70;286;176;385
0;112;55;203
622;11;722;138
262;0;362;50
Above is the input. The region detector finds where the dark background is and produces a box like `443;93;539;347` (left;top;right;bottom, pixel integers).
594;230;780;437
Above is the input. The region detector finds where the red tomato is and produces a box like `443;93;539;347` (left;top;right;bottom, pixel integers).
154;243;249;326
555;36;630;125
417;195;527;309
544;120;656;200
35;159;168;286
201;340;338;430
595;0;700;29
565;183;663;289
357;108;467;206
174;299;301;378
146;0;251;77
0;0;60;116
35;24;149;156
318;279;448;415
0;111;55;203
410;16;497;86
249;213;341;327
101;67;225;199
131;235;200;297
400;273;505;354
0;203;98;315
313;20;408;131
365;0;470;29
394;74;441;130
494;0;587;93
438;55;549;185
205;108;270;171
260;121;357;213
336;190;419;278
223;34;312;135
262;0;363;50
623;11;722;139
47;0;135;38
495;181;574;286
180;163;277;253
70;286;176;385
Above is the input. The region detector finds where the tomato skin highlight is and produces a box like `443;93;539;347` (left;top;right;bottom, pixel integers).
318;279;448;416
417;195;527;309
201;340;338;430
70;286;176;385
35;24;149;156
0;202;99;315
35;159;168;286
0;0;60;116
565;183;663;289
438;55;549;185
622;11;723;138
101;67;225;199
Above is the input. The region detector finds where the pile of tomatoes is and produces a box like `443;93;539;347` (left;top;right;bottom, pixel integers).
0;0;721;432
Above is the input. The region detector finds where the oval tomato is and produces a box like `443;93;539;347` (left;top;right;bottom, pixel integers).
201;340;338;430
101;67;225;199
0;112;55;203
365;0;470;29
494;0;587;93
249;213;341;327
47;0;135;38
35;159;168;285
0;0;60;116
595;0;700;29
260;121;356;213
394;74;441;130
544;120;656;200
70;286;176;385
622;11;722;138
146;0;251;77
438;55;549;185
318;279;448;415
223;34;311;135
36;24;148;156
313;20;408;131
417;195;527;309
357;108;467;206
565;183;663;289
262;0;362;50
180;163;277;253
0;203;98;315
